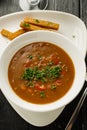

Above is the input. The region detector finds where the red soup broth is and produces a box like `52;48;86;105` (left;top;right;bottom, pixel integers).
8;42;75;104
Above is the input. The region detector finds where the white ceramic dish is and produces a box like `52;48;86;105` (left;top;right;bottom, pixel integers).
0;10;87;58
0;30;86;126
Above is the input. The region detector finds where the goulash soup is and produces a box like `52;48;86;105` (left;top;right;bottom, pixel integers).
8;42;75;104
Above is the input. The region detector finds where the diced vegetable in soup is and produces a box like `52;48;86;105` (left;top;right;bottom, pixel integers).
8;42;75;104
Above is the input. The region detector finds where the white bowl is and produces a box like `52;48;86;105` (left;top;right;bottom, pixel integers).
0;30;86;126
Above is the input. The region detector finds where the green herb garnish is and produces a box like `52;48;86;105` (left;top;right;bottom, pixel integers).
36;19;40;23
27;81;34;87
27;55;33;59
22;66;61;82
47;22;53;25
38;55;42;60
40;91;45;98
51;85;57;90
48;61;54;66
23;23;30;27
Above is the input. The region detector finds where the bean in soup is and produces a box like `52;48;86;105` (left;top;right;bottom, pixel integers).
8;42;75;104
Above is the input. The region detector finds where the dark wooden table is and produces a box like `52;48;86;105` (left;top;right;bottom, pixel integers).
0;0;87;130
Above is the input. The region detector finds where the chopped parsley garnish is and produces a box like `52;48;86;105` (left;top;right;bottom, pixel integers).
27;55;33;59
27;81;34;87
51;85;57;90
40;91;45;98
22;66;61;82
36;19;40;23
23;23;30;27
47;22;53;25
38;55;42;60
47;61;54;66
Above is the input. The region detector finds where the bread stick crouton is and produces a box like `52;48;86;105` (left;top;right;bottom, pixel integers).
1;29;12;38
20;22;52;31
23;17;59;30
9;29;27;40
1;29;27;40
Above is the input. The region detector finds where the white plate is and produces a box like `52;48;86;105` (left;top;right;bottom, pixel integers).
0;10;87;58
